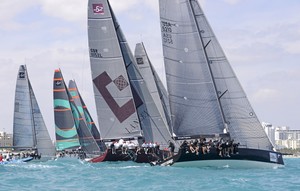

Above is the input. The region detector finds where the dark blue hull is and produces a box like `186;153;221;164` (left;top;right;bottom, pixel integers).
154;148;284;168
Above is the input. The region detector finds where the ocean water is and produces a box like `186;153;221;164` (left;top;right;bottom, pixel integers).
1;158;299;191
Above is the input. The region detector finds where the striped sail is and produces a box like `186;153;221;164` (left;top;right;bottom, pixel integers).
13;65;55;157
88;0;173;148
69;95;101;156
53;69;80;151
68;80;105;151
159;0;273;150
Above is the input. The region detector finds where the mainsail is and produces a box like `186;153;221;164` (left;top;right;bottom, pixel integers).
53;69;80;151
149;56;173;135
13;65;55;157
88;0;142;141
134;42;173;136
159;0;273;150
88;0;173;147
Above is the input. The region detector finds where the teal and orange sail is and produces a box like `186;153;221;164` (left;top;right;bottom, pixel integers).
68;80;105;152
69;95;101;156
53;69;80;151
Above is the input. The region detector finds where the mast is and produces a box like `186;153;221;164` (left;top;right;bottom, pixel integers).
188;0;228;134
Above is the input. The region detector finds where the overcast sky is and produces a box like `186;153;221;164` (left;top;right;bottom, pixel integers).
1;0;299;141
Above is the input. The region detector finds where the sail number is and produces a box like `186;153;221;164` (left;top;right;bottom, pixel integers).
90;48;102;58
161;21;174;44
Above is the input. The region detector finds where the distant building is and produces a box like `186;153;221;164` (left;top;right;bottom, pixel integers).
262;122;275;146
0;131;13;147
262;122;300;149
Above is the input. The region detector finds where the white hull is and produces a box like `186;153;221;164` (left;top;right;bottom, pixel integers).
172;159;285;169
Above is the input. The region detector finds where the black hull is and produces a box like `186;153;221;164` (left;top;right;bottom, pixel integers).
103;149;132;162
154;148;284;168
91;148;171;163
134;150;170;163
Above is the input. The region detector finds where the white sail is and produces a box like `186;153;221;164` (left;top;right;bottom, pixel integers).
159;0;273;150
135;43;169;128
149;59;172;135
13;65;35;148
13;65;55;157
29;81;56;157
88;0;142;140
135;42;173;137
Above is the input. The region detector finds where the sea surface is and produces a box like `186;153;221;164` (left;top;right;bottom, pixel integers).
0;157;299;191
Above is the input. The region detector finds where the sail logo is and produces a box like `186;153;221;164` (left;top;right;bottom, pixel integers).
93;4;104;15
55;81;62;86
136;58;144;65
90;48;102;58
93;72;136;123
19;72;25;79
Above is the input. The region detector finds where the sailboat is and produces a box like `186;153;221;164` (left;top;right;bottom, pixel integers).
54;69;101;159
155;0;284;168
13;65;56;161
88;0;174;163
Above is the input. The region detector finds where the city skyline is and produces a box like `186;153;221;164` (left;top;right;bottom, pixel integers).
0;0;300;140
